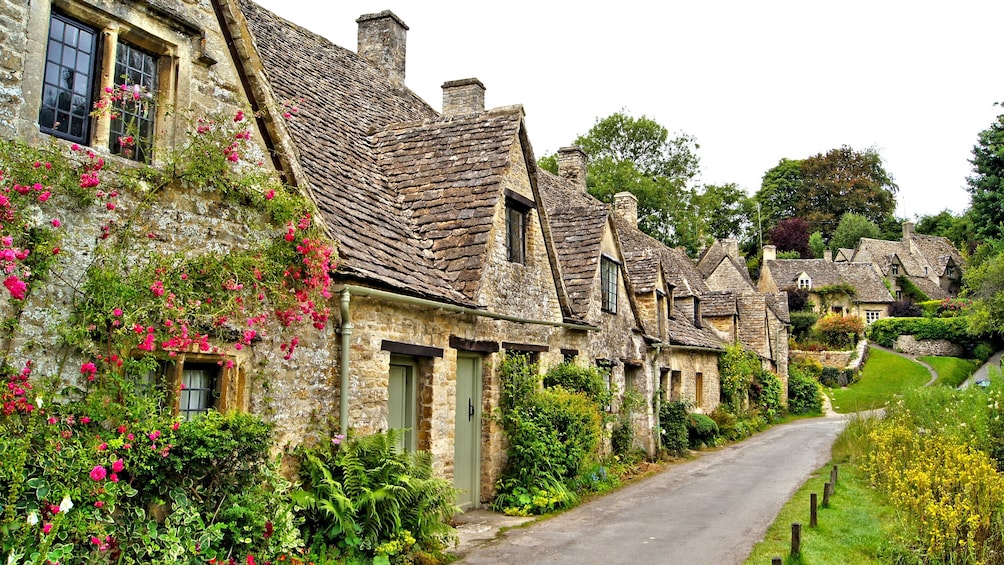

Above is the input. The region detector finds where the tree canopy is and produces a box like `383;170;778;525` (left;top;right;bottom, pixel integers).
539;112;751;255
829;212;880;254
755;146;898;240
769;217;812;258
966;107;1004;241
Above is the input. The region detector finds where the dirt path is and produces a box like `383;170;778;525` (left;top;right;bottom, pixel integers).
455;415;848;565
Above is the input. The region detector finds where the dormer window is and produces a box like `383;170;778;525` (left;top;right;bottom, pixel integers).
797;275;811;290
946;265;956;278
600;255;619;314
891;264;899;275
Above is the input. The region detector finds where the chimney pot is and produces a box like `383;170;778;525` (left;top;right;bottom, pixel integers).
357;11;408;87
558;146;588;192
441;78;485;115
763;245;777;262
613;192;638;227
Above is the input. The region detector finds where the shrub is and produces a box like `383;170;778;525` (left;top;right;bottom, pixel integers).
973;341;994;362
658;400;689;456
685;413;719;448
888;298;922;318
865;316;972;348
789;311;819;342
719;343;759;412
544;362;612;407
813;313;865;349
785;286;811;313
750;370;784;422
611;420;634;457
787;365;823;415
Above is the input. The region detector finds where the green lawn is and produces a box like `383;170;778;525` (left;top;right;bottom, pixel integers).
826;348;930;413
918;355;979;387
744;462;898;565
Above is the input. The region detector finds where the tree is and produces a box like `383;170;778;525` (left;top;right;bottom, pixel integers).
963;239;1004;335
966;107;1004;241
754;146;898;240
916;209;976;253
808;231;825;259
540;111;715;254
829;212;880;253
769;217;812;258
694;182;756;244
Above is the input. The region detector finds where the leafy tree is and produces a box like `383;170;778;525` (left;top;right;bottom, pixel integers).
916;209;976;253
808;231;825;259
695;182;756;244
755;146;898;239
540;112;714;254
829;212;880;253
769;217;812;258
963;239;1004;335
966;106;1004;241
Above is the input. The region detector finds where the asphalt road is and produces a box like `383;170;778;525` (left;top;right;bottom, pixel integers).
458;415;848;565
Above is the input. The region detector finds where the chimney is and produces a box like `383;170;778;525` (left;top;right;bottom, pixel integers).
613;192;638;226
357;11;408;87
723;238;739;259
558;146;587;192
441;78;485;115
902;221;915;241
823;249;833;262
763;245;776;262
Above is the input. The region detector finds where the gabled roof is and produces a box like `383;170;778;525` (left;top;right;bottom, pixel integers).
763;259;893;304
855;231;965;300
613;216;709;298
538;172;610;319
765;292;791;324
372;109;523;299
701;291;738;317
665;316;726;350
697;240;755;290
911;233;964;277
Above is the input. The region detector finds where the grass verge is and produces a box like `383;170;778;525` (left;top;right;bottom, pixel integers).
827;348;930;413
918;355;979;387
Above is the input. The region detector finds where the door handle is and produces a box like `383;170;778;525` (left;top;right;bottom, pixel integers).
468;398;474;422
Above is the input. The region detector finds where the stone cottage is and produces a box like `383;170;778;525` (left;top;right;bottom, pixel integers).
758;245;894;324
848;221;965;301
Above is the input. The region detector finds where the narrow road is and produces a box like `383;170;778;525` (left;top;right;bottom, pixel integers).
458;415;848;564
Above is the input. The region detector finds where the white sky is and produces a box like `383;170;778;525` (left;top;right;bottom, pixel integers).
252;0;1004;221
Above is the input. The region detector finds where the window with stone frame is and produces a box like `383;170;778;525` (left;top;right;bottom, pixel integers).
891;263;899;275
797;275;811;290
600;255;619;314
865;310;881;324
39;10;163;163
505;201;527;264
140;353;241;421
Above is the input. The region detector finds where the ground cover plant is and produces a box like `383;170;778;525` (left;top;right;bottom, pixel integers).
827;348;930;413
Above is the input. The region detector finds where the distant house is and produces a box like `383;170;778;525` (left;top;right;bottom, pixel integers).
758;245;894;324
849;222;964;300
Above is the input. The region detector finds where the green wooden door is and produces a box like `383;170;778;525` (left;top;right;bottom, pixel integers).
454;354;482;509
388;357;416;452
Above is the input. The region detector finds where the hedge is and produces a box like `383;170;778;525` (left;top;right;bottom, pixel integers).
865;317;970;348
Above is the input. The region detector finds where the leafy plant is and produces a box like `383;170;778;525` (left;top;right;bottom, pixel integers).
658;400;689;456
813;313;864;349
787;364;823;415
685;413;718;448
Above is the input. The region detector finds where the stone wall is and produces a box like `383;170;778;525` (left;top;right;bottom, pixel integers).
895;335;964;357
790;349;855;369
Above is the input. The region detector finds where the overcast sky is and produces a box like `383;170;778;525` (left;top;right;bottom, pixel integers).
252;0;1004;221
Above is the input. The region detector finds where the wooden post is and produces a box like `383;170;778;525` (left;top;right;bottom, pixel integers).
822;482;831;507
832;464;839;485
810;493;818;527
772;558;783;565
791;522;802;556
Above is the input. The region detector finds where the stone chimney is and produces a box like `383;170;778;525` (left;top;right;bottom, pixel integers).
441;78;485;116
613;192;638;226
823;249;833;262
723;238;739;259
357;11;408;87
902;221;915;241
558;146;588;192
763;245;776;262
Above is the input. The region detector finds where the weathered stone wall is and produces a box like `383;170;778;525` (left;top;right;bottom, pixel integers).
660;348;720;414
895;335;964;357
0;0;28;140
706;261;753;292
790;349;855;369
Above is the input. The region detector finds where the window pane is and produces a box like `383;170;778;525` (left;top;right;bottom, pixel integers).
39;14;96;143
110;41;157;162
180;365;217;420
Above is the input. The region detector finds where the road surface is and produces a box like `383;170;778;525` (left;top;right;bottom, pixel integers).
458;415;848;565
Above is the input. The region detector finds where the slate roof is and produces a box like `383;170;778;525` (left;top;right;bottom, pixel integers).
854;233;964;300
613;216;709;298
372;109;523;298
765;292;791;324
701;291;738;317
763;259;893;303
537;172;612;318
697;240;755;290
666;316;726;350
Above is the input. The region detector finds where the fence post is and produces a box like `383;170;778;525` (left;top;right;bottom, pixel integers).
791;522;802;556
772;558;783;565
822;482;831;507
810;492;818;527
831;464;838;486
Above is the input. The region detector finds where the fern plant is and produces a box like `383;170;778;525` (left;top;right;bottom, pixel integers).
294;430;458;561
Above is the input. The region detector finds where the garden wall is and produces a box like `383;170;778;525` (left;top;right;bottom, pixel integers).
790;349;855;369
894;335;964;357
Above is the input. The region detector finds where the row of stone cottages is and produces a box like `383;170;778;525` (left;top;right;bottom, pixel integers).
0;0;789;509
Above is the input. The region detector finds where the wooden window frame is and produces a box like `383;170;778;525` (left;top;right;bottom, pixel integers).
600;255;619;314
141;352;242;420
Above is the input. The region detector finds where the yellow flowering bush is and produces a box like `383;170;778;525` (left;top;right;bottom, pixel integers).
864;422;1004;562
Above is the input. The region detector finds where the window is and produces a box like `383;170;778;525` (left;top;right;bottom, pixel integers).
139;354;239;420
601;256;618;314
895;290;903;300
506;203;527;264
866;310;881;324
40;12;160;162
946;265;956;278
924;267;929;276
891;264;899;275
797;275;811;290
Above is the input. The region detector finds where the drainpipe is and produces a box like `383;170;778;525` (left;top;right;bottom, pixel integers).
339;289;352;434
333;284;598;432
